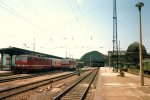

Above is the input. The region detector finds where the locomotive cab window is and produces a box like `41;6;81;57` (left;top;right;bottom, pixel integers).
16;56;27;61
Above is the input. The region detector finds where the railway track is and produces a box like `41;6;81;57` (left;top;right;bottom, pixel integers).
0;71;66;83
0;72;77;99
53;68;99;100
0;74;42;83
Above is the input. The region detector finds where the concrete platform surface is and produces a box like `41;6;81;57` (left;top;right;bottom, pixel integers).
94;67;150;100
0;70;12;76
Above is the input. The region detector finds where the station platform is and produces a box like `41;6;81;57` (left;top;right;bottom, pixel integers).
0;70;12;76
94;67;150;100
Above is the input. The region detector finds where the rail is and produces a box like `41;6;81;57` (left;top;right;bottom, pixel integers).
53;68;99;100
0;72;77;99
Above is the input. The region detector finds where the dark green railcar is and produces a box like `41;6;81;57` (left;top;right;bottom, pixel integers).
143;59;150;73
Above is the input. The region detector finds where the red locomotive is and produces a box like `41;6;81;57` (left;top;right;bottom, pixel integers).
14;54;76;73
15;55;52;72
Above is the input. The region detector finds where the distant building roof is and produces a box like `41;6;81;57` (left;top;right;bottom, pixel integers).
127;42;147;54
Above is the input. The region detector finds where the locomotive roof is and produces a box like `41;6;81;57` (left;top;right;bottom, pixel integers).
0;47;63;59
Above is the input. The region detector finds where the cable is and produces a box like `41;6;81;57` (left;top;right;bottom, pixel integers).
19;0;37;13
62;0;107;30
66;0;86;41
0;1;48;33
78;0;107;19
67;0;79;22
118;18;138;35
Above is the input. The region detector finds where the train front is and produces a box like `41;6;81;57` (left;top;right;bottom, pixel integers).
15;55;28;73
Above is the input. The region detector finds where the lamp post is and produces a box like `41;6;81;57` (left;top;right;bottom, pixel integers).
135;2;144;86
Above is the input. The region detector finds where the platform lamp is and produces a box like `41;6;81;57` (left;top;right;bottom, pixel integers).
135;2;144;86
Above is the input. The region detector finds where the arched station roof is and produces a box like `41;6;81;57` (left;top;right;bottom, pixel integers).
80;51;106;62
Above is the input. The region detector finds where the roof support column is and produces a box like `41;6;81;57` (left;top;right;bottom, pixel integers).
1;53;4;70
9;54;14;70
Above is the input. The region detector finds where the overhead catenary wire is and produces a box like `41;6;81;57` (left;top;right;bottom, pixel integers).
19;0;37;12
63;0;107;26
19;0;55;43
67;0;84;38
118;18;138;35
66;0;106;39
0;0;115;54
74;0;91;41
0;0;54;51
67;0;79;22
63;0;109;50
0;1;48;34
61;0;108;38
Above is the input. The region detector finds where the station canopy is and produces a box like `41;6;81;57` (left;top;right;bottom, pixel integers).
0;47;63;59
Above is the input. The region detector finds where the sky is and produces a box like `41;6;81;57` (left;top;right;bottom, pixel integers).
0;0;149;59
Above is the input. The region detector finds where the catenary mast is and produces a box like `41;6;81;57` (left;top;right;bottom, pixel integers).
113;0;118;68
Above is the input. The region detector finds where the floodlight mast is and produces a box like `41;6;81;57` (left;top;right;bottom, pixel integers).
135;2;144;86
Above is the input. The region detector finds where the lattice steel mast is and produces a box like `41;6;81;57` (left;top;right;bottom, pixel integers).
113;0;118;68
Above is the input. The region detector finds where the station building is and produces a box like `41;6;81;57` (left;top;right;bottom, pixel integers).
108;41;150;68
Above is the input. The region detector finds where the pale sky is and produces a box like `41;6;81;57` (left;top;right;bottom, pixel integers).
0;0;149;59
